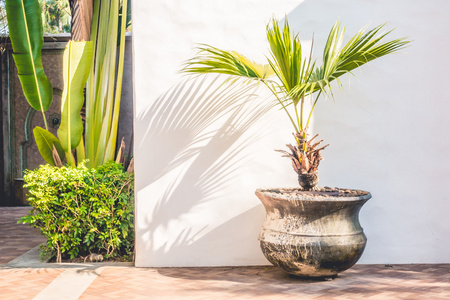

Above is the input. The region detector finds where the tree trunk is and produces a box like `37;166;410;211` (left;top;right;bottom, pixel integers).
69;0;94;41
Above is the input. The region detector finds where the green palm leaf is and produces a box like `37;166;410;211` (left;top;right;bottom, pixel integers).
57;41;93;163
183;44;274;80
266;18;315;104
296;22;410;99
5;0;53;116
183;18;410;137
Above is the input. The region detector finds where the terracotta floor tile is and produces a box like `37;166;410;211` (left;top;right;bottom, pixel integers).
0;268;66;300
1;207;450;299
78;265;450;299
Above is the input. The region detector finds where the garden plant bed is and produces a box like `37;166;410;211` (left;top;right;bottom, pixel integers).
47;254;133;264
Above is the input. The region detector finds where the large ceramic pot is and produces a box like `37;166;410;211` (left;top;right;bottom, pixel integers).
256;188;371;278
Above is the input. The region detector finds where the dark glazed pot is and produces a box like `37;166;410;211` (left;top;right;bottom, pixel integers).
255;188;371;278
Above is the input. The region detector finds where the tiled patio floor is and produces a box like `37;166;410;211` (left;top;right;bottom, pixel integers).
0;207;45;264
1;207;450;299
80;264;450;299
0;268;67;299
1;264;449;299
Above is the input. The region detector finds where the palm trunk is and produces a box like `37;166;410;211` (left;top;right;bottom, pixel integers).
69;0;93;41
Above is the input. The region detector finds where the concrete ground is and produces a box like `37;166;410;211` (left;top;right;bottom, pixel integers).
1;207;450;299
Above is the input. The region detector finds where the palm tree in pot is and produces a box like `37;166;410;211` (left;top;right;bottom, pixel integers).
183;18;409;278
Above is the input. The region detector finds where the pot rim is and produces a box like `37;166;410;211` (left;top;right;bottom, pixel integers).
255;188;372;202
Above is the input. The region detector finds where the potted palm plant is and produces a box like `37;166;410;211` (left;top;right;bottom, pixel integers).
182;18;409;278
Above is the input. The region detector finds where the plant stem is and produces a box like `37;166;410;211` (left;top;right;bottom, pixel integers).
305;90;322;131
299;94;305;131
42;112;48;131
262;80;299;134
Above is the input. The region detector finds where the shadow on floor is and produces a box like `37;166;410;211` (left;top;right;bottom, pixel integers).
0;207;45;264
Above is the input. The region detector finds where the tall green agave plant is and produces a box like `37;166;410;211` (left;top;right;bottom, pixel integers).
6;0;129;168
183;18;410;190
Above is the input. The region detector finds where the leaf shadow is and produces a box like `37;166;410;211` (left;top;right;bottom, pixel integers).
135;75;273;263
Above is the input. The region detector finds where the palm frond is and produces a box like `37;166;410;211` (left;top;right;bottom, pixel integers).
266;18;315;104
183;18;410;141
296;21;410;100
182;44;274;80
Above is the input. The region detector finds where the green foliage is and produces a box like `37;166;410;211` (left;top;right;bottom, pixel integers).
185;44;274;80
0;1;8;36
6;0;130;167
183;18;410;186
85;0;129;167
39;0;71;34
57;41;93;164
5;0;53;129
33;126;64;166
20;161;134;262
183;18;410;136
266;19;314;102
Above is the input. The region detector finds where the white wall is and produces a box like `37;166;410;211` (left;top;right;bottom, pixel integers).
132;0;450;266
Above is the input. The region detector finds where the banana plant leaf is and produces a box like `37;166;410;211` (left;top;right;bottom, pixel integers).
33;126;64;166
85;0;127;167
5;0;53;112
57;41;93;155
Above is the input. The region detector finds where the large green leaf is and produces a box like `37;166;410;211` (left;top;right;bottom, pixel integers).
104;0;129;164
5;0;53;112
57;41;93;154
33;126;64;166
85;0;129;167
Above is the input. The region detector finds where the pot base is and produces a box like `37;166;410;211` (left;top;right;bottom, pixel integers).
259;232;367;278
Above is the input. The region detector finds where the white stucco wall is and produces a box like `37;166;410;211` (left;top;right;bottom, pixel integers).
132;0;450;266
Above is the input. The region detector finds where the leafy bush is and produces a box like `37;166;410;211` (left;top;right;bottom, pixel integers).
20;161;134;262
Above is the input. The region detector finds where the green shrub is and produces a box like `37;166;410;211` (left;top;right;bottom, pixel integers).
20;161;134;262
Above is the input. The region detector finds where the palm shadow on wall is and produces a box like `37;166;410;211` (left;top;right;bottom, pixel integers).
136;75;273;261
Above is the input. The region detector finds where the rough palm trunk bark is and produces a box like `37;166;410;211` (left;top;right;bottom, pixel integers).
69;0;93;41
